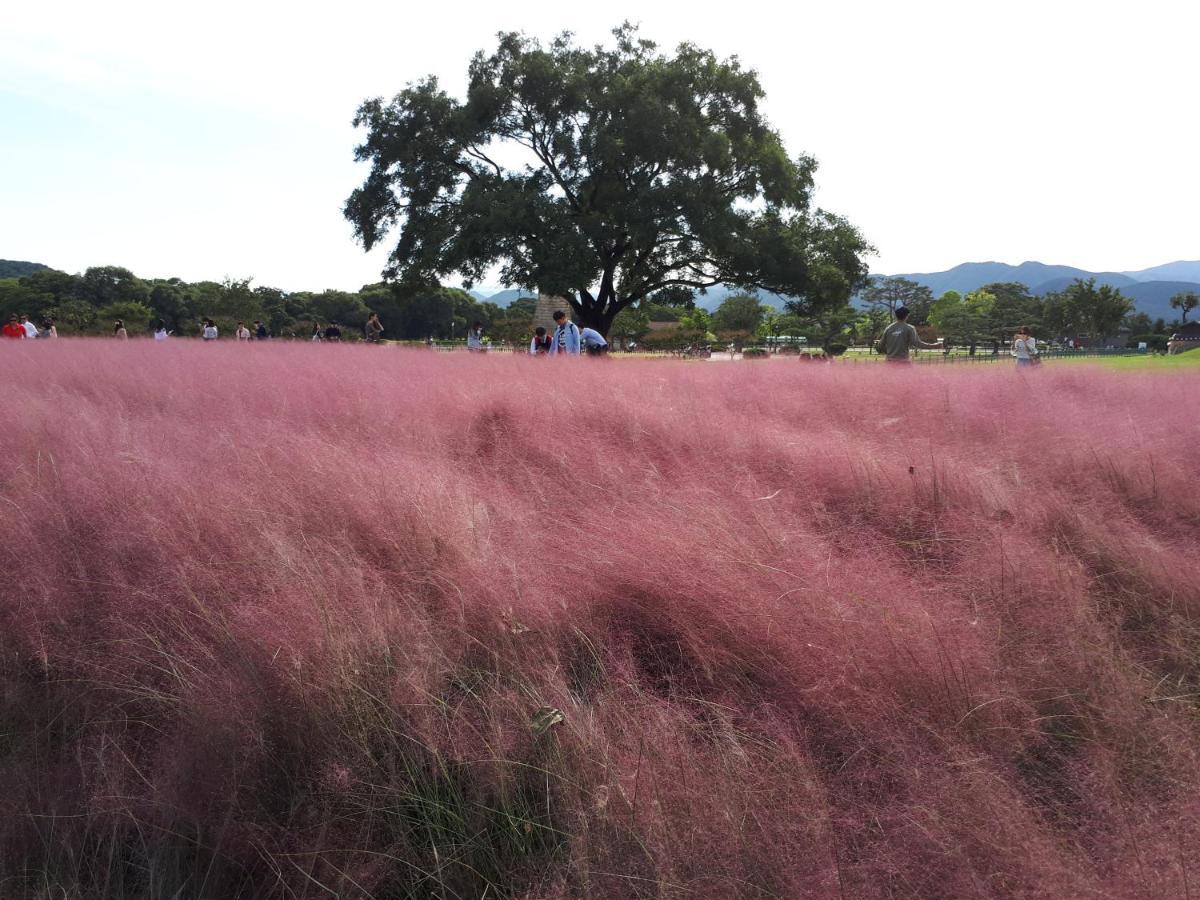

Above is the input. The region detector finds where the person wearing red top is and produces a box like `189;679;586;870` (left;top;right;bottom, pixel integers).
3;315;26;339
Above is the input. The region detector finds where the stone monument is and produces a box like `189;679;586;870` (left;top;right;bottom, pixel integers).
532;292;571;334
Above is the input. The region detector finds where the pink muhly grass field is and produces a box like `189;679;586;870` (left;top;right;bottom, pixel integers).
1;340;1198;898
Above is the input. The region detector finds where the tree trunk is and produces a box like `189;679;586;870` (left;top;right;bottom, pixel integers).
573;270;624;337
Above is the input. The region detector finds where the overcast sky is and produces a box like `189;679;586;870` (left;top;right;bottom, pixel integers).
2;0;1197;293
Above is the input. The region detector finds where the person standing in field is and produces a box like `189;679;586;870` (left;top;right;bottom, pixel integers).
113;320;127;339
529;326;553;355
365;312;384;343
202;319;219;341
324;322;342;341
311;323;323;342
41;318;58;338
878;306;941;362
1012;326;1039;368
467;321;484;352
21;315;40;339
153;320;170;341
236;322;251;341
255;321;270;340
580;327;609;356
551;310;580;355
4;315;26;339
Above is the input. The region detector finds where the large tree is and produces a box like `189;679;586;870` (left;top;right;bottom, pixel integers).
860;277;934;321
1050;279;1133;346
978;281;1038;341
1170;290;1199;323
345;26;871;335
712;293;769;335
928;289;994;346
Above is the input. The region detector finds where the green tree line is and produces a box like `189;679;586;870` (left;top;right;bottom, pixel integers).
858;277;1183;350
619;277;1187;354
0;265;540;341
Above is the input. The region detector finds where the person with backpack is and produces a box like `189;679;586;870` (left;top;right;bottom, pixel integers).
876;306;941;362
529;326;554;355
551;310;580;355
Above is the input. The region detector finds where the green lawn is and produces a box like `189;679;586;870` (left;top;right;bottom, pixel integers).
1043;352;1200;371
837;349;1200;371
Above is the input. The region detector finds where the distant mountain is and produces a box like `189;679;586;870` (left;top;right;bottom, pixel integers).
476;258;1200;319
1122;261;1200;283
886;261;1139;297
1114;281;1200;321
0;259;49;279
1029;274;1137;295
880;259;1200;321
482;288;536;307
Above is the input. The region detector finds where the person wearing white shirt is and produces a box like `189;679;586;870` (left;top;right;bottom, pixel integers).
20;316;39;339
550;310;581;355
202;320;219;341
580;327;609;356
1012;326;1038;368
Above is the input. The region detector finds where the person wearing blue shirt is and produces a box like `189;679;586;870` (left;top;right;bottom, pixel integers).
580;327;609;355
551;310;581;355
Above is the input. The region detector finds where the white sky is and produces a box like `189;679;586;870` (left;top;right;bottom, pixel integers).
2;0;1197;292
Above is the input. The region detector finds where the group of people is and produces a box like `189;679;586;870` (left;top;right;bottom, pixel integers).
3;314;57;339
877;306;1040;366
525;310;610;356
235;321;273;341
8;307;1042;366
309;314;384;343
461;310;609;356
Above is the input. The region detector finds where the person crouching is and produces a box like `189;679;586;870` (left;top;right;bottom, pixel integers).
530;326;553;355
580;327;609;356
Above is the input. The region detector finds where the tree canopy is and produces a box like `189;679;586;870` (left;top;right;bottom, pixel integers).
928;289;995;345
860;277;934;322
711;294;769;335
1169;290;1198;322
0;265;533;342
1042;279;1133;346
345;25;872;335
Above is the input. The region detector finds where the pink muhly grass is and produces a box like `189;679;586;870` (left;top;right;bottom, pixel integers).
0;339;1198;897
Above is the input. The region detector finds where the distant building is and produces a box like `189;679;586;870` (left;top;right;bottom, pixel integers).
1168;321;1200;354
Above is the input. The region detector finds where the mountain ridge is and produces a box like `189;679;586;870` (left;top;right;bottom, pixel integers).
882;259;1200;321
0;259;50;279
